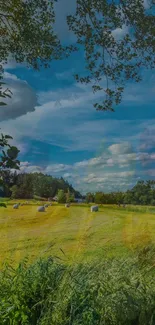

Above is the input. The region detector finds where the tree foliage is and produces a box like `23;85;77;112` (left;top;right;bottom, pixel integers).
86;180;155;205
0;0;71;104
67;0;155;110
66;188;75;203
0;0;65;68
57;189;66;203
0;133;20;196
0;171;82;199
0;0;154;111
1;170;155;206
124;180;155;205
85;192;95;203
0;132;20;169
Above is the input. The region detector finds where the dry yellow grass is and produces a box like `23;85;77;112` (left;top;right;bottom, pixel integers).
0;202;155;266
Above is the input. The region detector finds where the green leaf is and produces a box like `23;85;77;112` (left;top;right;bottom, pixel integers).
0;102;7;106
7;147;20;160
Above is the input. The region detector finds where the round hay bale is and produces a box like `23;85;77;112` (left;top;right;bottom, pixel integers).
37;206;45;212
13;204;19;209
91;205;98;212
65;203;70;208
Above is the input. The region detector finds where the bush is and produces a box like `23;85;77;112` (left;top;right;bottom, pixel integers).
0;257;66;324
1;249;155;324
0;203;7;208
57;189;66;204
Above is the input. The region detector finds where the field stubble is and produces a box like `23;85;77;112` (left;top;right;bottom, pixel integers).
0;201;155;266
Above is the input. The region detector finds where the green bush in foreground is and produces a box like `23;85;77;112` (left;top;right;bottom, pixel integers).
1;248;155;325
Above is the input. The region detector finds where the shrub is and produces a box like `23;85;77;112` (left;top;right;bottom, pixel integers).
1;250;155;324
57;189;66;204
0;203;6;208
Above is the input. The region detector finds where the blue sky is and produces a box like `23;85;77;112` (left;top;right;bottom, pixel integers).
1;0;155;194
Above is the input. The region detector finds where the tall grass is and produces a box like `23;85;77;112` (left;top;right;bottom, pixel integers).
1;245;155;324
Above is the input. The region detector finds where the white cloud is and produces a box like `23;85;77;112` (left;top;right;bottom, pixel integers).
45;164;71;173
138;125;155;151
74;156;106;168
112;24;128;40
106;158;114;167
3;56;25;70
20;164;43;174
63;173;72;178
1;69;154;153
74;160;90;168
108;142;133;155
84;171;136;184
0;73;37;121
16;141;155;193
20;161;30;167
3;72;19;81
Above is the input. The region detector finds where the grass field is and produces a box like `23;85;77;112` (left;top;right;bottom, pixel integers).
1;200;155;267
1;201;155;324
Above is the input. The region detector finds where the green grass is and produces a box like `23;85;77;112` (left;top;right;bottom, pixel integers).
1;200;155;324
0;201;155;267
1;250;155;325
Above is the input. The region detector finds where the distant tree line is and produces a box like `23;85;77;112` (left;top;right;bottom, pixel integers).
86;181;155;206
1;172;155;206
0;171;82;201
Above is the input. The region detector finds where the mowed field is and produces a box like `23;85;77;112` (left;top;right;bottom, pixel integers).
0;201;155;267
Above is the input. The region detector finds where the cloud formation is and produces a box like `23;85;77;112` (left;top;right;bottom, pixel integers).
0;72;37;121
108;142;133;155
17;137;155;193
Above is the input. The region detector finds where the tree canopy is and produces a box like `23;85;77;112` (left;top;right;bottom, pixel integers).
85;180;155;206
0;0;155;111
0;0;65;68
0;0;70;104
0;171;82;200
0;132;20;195
1;170;155;205
67;0;155;110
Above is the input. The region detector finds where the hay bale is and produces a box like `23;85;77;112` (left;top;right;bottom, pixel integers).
13;204;19;209
37;206;45;212
91;205;98;212
65;203;70;208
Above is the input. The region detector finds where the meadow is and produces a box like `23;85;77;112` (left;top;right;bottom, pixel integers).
1;201;155;324
0;200;155;267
